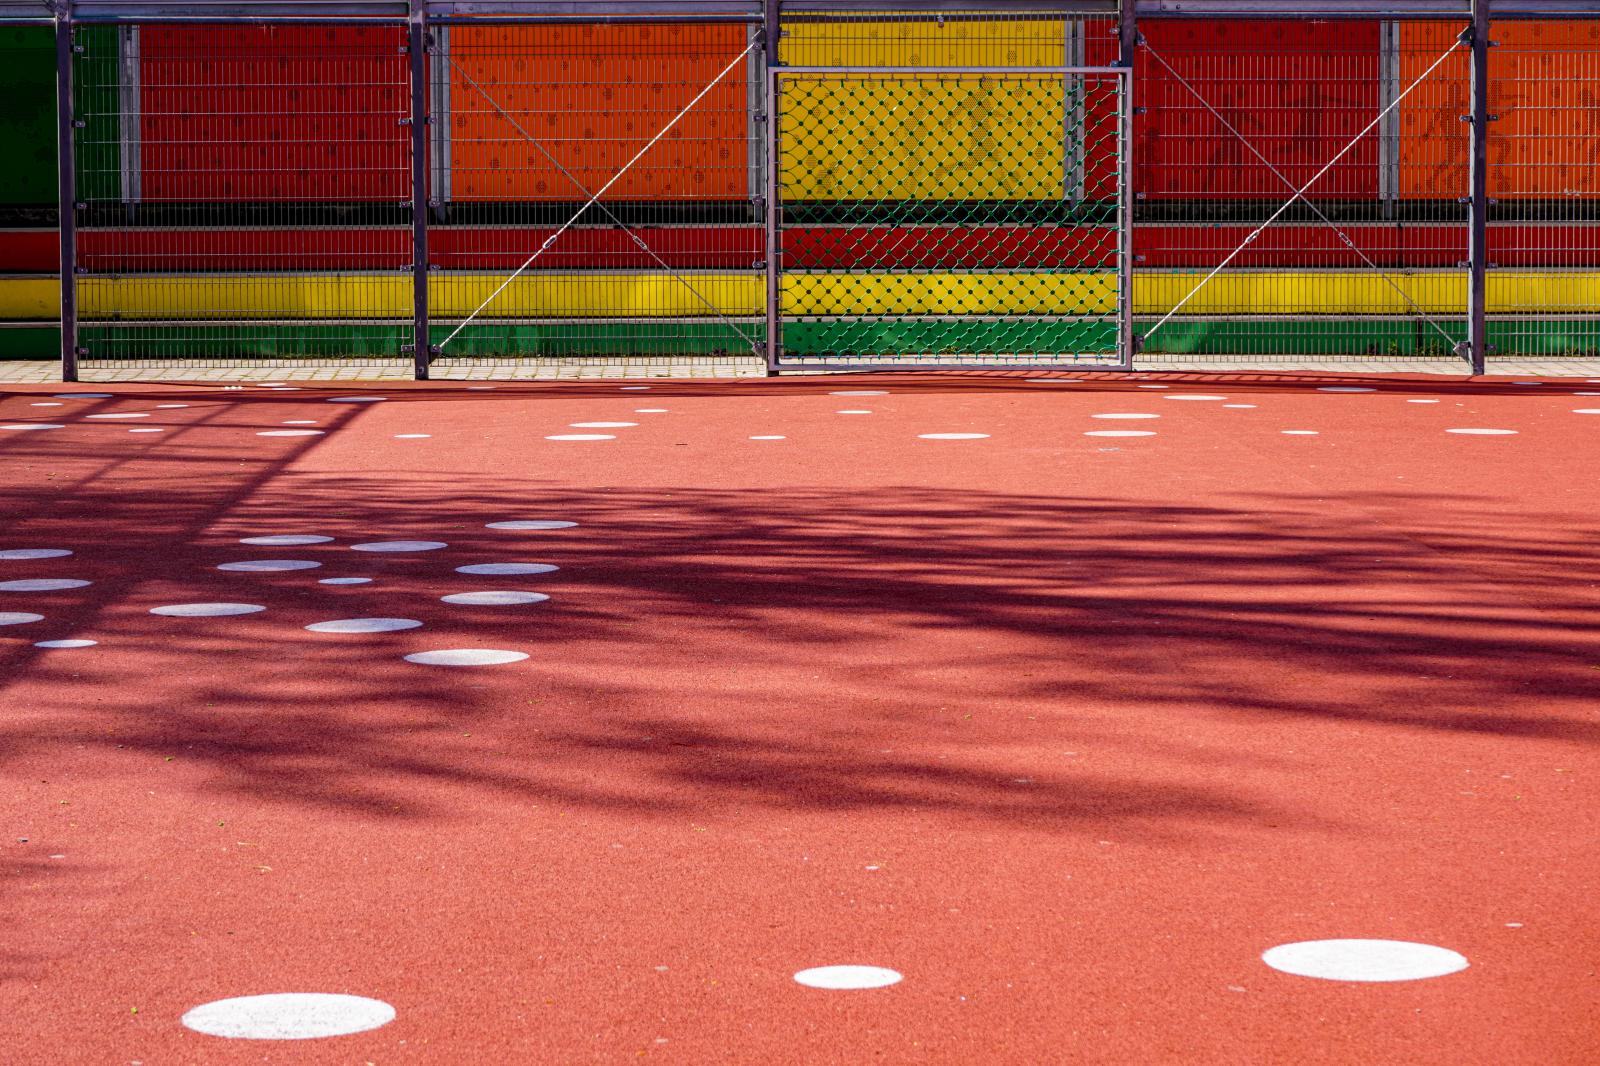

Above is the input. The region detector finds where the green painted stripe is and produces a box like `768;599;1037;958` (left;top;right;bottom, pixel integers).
782;317;1118;358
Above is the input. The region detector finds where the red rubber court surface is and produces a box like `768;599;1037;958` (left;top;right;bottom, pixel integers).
2;373;1597;1064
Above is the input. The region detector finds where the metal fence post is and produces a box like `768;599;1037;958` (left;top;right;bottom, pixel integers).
56;1;78;383
1118;0;1138;371
1467;0;1489;376
762;0;780;375
409;0;431;380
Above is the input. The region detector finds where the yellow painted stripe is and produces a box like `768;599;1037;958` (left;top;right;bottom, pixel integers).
1;272;1595;320
780;78;1067;200
783;272;1117;315
781;17;1067;67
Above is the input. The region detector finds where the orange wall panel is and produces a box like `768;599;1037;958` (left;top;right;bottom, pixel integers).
448;23;750;201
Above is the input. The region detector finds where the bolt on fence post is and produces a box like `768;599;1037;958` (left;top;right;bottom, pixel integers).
1467;0;1489;376
409;0;431;380
1118;0;1138;372
56;2;78;383
762;0;780;376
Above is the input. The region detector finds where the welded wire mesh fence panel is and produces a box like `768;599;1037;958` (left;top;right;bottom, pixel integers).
426;21;763;364
1133;20;1471;366
72;23;413;362
774;13;1123;367
1486;20;1600;358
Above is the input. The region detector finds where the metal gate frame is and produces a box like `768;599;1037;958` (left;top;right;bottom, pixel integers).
766;61;1134;373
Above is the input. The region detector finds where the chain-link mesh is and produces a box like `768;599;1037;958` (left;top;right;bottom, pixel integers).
776;69;1123;366
72;23;414;364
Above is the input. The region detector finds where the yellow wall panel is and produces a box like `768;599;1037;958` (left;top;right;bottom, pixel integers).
784;272;1117;316
780;77;1066;200
781;17;1066;67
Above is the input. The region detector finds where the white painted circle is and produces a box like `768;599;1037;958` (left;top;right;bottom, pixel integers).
1261;939;1468;982
1085;430;1156;437
1091;413;1159;420
456;562;558;576
258;430;325;437
157;404;190;409
918;433;990;440
129;428;165;434
1223;404;1257;408
749;435;786;440
85;412;150;420
350;540;447;552
3;423;64;431
282;420;318;425
570;421;637;428
1407;399;1441;404
0;612;44;626
1575;392;1600;396
546;434;615;441
34;639;96;649
1282;430;1320;436
182;993;395;1040
319;577;372;585
1164;395;1228;401
394;434;431;439
441;591;550;606
486;520;577;530
55;393;111;399
620;386;651;390
306;617;423;633
1512;381;1542;386
326;396;387;404
217;559;322;572
1572;409;1600;415
635;408;669;413
150;603;266;617
404;648;528;667
1446;428;1517;435
0;548;72;560
793;966;903;990
240;535;334;546
1136;384;1171;389
837;409;873;415
830;390;888;396
0;578;90;592
1319;386;1375;393
30;402;63;407
467;386;495;390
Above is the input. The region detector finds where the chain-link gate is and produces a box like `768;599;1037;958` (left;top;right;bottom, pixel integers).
771;62;1129;369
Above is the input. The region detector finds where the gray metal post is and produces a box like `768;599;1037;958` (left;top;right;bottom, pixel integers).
762;0;779;374
410;0;431;380
1117;0;1137;371
1466;0;1489;376
56;3;77;382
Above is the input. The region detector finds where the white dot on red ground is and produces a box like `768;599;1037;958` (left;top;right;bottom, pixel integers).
1282;430;1319;435
620;386;650;391
1223;404;1257;408
441;591;550;605
129;428;164;434
1136;384;1170;389
240;535;334;546
86;413;150;420
918;433;989;440
635;408;669;413
750;435;786;440
217;560;322;572
1261;940;1468;982
793;966;902;990
1446;428;1517;435
350;541;447;552
54;393;111;399
34;639;96;649
404;649;528;666
2;423;63;431
182;993;395;1040
157;404;189;409
150;603;266;617
486;521;577;530
394;434;431;439
319;577;372;585
0;549;72;560
305;618;422;633
456;562;558;575
547;434;615;441
1573;409;1600;415
830;390;888;396
1407;399;1441;404
837;410;872;415
282;420;318;425
0;612;45;626
0;579;90;591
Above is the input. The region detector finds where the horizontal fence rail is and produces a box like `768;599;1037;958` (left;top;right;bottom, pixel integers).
0;1;1594;378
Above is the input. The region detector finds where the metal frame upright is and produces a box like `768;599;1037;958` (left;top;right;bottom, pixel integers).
1466;0;1490;375
55;0;77;381
409;0;432;379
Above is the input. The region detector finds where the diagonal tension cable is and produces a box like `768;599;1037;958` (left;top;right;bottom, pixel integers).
439;39;758;350
1142;32;1467;346
1142;43;1462;350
